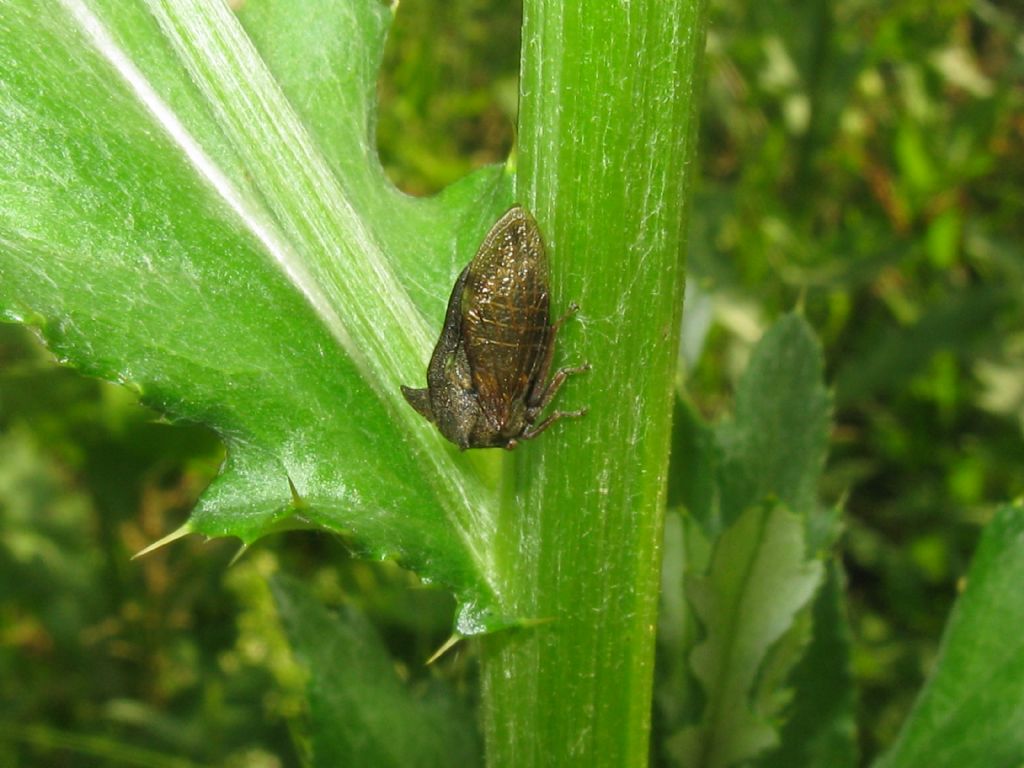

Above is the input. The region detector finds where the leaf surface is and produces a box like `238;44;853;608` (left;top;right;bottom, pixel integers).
272;574;480;768
873;504;1024;768
665;313;838;767
0;0;513;630
715;314;832;545
756;561;857;768
669;502;824;768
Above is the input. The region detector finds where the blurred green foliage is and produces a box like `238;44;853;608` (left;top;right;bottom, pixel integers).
1;0;1022;765
684;0;1024;759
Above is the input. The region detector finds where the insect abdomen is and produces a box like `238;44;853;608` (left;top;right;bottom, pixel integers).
461;208;550;427
401;204;587;450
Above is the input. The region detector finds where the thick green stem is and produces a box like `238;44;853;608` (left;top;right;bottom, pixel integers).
480;2;707;766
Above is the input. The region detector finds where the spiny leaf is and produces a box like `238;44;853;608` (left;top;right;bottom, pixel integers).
663;313;839;765
0;0;512;631
715;313;832;545
757;561;857;768
669;502;824;768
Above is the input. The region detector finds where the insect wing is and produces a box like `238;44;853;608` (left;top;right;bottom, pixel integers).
461;207;550;429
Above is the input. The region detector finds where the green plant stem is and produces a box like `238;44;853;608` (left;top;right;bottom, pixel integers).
480;2;707;766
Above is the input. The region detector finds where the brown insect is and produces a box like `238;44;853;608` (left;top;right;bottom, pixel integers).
401;205;588;450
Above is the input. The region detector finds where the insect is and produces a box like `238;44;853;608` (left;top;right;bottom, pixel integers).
401;205;589;450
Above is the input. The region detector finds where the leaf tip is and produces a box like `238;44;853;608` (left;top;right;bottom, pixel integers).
132;523;193;559
287;475;305;509
426;633;463;665
228;542;250;567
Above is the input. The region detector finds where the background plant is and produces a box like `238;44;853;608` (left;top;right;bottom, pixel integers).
1;0;1023;766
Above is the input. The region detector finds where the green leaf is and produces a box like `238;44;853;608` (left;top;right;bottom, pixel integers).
669;502;824;768
271;574;480;768
235;0;514;324
873;503;1024;768
716;313;833;545
657;509;714;737
661;314;839;766
756;561;857;768
669;396;722;535
0;1;513;630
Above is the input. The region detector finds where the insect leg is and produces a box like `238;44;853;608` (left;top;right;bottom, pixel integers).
530;363;591;411
516;407;589;443
552;302;581;331
528;302;583;408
